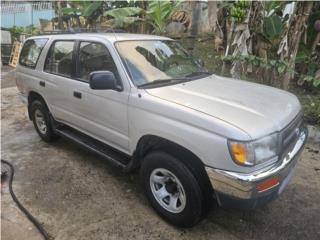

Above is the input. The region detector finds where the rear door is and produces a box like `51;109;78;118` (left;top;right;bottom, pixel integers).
42;40;79;124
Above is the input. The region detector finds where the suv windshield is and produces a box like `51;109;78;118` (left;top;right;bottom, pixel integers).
115;40;209;88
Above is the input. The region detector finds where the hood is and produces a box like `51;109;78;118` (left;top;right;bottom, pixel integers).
145;75;301;139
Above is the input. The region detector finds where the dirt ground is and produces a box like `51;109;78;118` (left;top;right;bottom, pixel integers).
1;84;320;240
1;65;16;89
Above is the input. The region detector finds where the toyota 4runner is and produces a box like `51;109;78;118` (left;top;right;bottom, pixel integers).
16;33;307;227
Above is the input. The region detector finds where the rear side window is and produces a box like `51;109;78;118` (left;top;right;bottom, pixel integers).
44;41;74;77
19;38;48;68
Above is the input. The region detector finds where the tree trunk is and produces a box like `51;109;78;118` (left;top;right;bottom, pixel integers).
53;1;64;30
207;1;217;32
75;16;81;29
250;1;265;57
249;1;273;85
312;32;320;53
187;1;217;36
221;18;234;75
282;1;314;90
189;1;201;36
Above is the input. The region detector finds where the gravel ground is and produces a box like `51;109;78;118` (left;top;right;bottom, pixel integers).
1;65;16;89
1;86;320;240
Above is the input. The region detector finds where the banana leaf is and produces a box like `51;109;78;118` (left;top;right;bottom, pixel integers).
146;0;177;34
61;7;82;16
103;7;143;28
104;17;143;28
104;7;143;19
264;15;283;38
82;2;102;17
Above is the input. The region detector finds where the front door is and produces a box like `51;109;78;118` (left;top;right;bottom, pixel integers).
70;41;130;153
43;39;130;153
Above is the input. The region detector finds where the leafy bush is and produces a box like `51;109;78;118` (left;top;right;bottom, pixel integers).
299;94;320;126
7;26;24;39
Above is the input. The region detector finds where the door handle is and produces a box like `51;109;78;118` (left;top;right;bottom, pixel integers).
39;81;45;87
73;91;82;99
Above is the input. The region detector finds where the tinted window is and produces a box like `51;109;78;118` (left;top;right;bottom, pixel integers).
44;41;74;77
79;42;119;82
19;38;48;68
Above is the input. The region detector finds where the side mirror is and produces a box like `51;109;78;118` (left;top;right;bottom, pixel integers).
89;71;120;91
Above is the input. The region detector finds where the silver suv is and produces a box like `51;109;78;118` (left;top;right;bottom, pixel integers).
16;33;307;227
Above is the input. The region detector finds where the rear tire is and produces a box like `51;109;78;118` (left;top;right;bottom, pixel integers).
140;151;207;227
30;100;59;142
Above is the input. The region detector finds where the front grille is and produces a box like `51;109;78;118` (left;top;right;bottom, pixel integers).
280;112;303;157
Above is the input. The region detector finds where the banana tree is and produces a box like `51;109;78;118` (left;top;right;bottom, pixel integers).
102;1;179;34
59;1;105;29
103;7;143;29
61;7;83;28
146;0;179;35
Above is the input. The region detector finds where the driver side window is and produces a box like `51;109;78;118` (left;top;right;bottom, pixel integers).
78;42;119;82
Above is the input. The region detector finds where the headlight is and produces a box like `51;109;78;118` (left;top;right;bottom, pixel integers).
228;133;280;166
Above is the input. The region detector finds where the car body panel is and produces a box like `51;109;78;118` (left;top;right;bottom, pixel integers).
146;74;301;140
128;87;254;172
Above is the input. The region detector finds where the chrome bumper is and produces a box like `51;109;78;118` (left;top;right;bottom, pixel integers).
205;127;308;209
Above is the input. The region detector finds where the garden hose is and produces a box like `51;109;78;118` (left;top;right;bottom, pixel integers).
1;159;51;240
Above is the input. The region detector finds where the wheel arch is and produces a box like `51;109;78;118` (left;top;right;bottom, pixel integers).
27;91;49;120
133;134;214;196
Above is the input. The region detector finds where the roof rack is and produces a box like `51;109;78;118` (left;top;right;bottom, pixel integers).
37;31;76;36
37;28;126;36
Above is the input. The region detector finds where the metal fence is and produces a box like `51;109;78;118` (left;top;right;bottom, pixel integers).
1;2;53;15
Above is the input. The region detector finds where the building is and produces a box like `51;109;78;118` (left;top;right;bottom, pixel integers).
1;1;54;29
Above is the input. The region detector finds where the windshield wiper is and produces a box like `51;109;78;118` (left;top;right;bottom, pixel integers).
138;78;190;89
185;71;211;78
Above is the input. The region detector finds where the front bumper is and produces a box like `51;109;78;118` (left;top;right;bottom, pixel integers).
205;127;308;210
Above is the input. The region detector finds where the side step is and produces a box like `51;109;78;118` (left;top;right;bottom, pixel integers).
55;126;131;169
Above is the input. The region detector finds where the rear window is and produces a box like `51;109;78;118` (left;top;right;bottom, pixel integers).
19;38;48;68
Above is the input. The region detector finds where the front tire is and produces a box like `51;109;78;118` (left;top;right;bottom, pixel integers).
140;151;206;227
30;100;58;142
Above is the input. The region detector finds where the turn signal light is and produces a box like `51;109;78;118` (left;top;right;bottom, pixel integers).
229;142;247;165
256;176;280;192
